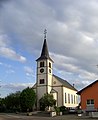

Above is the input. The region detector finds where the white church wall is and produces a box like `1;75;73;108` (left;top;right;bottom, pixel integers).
52;76;62;86
37;86;46;100
52;86;63;107
48;74;52;86
47;59;53;87
47;86;52;93
52;92;57;100
63;87;78;108
52;92;57;106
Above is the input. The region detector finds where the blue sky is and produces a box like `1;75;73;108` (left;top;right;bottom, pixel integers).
1;0;98;97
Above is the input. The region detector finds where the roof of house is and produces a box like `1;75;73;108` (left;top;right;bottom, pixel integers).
77;80;98;95
36;39;53;62
53;74;77;91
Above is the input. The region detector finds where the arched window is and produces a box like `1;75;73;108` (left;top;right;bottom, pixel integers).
49;62;51;68
40;61;44;67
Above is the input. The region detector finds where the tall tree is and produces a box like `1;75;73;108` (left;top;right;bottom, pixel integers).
20;87;36;112
4;91;21;112
39;93;56;111
0;98;6;112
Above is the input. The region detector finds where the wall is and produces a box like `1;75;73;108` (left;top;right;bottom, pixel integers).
81;82;98;110
52;76;63;106
63;87;78;107
52;75;78;107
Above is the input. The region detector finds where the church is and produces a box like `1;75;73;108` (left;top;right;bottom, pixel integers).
33;30;78;109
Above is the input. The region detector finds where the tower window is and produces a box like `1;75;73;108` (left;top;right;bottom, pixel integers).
39;79;44;84
40;62;44;67
49;62;51;68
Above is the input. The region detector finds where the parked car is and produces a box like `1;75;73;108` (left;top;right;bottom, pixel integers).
69;107;76;113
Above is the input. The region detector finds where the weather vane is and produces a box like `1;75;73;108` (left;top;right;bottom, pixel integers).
44;29;47;39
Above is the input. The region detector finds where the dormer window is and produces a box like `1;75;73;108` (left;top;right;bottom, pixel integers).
40;61;44;67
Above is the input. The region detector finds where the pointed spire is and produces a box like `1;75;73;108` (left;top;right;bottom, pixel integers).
36;29;53;62
41;29;49;57
41;36;49;58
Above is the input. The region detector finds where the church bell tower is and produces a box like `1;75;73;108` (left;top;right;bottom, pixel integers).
36;29;53;109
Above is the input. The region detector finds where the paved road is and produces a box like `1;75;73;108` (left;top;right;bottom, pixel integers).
0;113;98;120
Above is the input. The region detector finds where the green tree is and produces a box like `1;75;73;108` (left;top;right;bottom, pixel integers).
0;98;6;112
4;91;21;112
39;93;56;111
20;87;36;112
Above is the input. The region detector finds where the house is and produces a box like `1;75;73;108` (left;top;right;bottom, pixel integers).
77;80;98;112
33;30;78;110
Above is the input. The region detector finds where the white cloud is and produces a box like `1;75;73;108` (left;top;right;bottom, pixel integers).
2;83;34;91
51;52;98;90
0;34;26;62
24;66;33;73
0;47;26;62
24;66;35;78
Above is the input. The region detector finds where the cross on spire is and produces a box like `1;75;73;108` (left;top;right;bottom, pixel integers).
44;29;47;39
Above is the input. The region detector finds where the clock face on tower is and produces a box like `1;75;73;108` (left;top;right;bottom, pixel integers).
40;68;44;73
